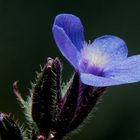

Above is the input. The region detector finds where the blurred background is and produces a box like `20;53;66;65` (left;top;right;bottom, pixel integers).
0;0;140;139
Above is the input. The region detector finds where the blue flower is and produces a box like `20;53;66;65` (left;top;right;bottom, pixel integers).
52;14;140;87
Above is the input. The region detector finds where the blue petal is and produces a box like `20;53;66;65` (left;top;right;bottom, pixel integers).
53;14;84;51
80;73;127;87
91;35;128;62
53;25;79;69
104;55;140;83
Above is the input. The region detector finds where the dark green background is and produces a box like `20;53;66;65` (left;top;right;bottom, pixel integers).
0;0;140;140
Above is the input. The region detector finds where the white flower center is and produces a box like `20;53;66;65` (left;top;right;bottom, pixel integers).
79;43;108;74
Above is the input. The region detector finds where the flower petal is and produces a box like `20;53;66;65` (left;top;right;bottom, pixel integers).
91;35;128;62
80;73;127;87
104;55;140;83
53;25;79;69
53;14;84;50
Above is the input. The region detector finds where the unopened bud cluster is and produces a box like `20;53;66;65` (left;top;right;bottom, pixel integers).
0;58;106;140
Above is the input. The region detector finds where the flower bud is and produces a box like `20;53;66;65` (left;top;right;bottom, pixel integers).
32;57;62;136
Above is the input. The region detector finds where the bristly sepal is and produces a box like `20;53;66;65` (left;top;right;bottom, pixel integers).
54;75;106;140
55;72;80;139
13;81;25;107
0;112;24;140
68;86;106;133
52;57;62;113
13;81;37;139
31;57;62;137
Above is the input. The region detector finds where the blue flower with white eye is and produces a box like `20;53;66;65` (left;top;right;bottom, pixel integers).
52;14;140;87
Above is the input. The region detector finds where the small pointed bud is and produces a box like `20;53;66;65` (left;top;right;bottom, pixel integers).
0;112;23;140
32;57;62;135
